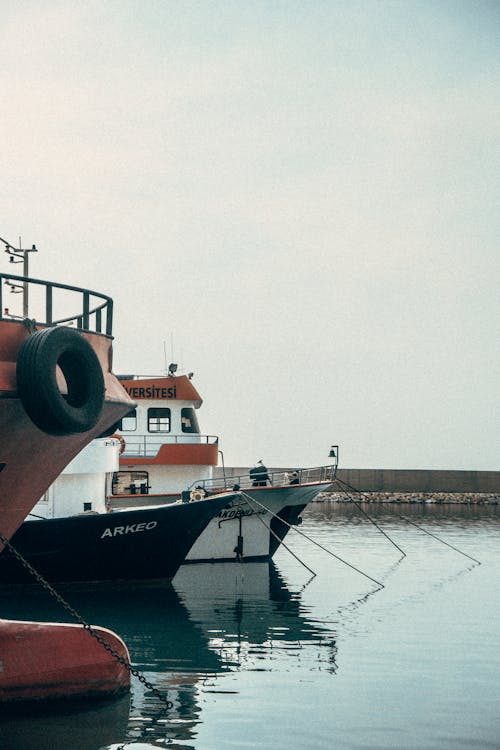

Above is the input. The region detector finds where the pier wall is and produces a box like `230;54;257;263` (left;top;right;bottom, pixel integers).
335;469;500;493
215;467;500;493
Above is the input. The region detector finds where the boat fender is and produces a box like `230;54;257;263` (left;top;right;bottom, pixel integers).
190;488;206;502
16;326;105;436
111;433;126;454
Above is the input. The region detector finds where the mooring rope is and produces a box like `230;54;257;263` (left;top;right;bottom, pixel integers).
398;515;481;565
333;478;406;557
334;478;481;566
236;497;317;577
240;492;384;589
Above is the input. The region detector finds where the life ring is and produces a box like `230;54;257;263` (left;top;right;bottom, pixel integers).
16;326;105;436
111;433;126;454
190;488;206;502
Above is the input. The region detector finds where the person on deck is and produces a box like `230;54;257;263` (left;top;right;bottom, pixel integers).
250;460;270;487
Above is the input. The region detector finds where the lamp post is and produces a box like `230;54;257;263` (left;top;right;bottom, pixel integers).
218;449;227;488
1;235;37;317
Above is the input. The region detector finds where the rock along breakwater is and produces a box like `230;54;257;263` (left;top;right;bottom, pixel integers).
319;491;500;505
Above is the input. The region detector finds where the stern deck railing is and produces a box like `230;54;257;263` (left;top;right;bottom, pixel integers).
0;273;113;335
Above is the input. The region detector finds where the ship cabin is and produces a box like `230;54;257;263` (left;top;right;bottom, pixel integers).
111;374;219;499
30;438;120;519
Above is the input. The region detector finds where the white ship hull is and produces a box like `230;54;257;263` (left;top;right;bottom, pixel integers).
185;483;331;562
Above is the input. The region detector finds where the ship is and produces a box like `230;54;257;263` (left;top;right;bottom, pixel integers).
2;369;336;578
103;371;338;562
0;260;135;703
2;356;336;587
0;433;237;583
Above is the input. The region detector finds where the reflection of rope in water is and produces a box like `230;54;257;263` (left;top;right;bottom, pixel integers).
297;571;316;594
324;485;484;638
240;492;384;590
335;478;481;566
329;554;407;629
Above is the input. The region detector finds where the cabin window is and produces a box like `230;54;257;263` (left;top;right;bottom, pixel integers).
148;407;171;433
120;408;137;432
112;471;149;495
181;407;200;433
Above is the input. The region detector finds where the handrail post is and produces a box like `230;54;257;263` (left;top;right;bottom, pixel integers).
82;292;90;330
45;284;53;325
106;300;113;336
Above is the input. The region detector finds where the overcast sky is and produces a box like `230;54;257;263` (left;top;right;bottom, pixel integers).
1;1;499;470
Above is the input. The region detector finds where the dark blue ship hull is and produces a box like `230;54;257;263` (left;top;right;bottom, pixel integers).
0;495;234;585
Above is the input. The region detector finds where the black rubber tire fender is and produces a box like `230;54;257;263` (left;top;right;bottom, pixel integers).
16;326;105;436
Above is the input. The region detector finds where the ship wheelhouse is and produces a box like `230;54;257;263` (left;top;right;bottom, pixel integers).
111;374;219;498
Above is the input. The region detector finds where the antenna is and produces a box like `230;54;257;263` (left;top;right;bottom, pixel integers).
1;233;38;317
163;336;176;376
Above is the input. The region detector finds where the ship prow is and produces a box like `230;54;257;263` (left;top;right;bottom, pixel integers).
0;263;135;704
105;370;338;562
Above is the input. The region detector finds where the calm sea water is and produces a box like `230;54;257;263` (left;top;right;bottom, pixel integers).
1;501;499;750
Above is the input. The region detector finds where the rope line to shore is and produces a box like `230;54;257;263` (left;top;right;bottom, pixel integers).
333;478;407;558
237;493;317;577
334;478;482;566
240;492;384;589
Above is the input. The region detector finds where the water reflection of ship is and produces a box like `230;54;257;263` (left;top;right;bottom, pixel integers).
0;695;130;750
0;563;337;747
174;562;338;665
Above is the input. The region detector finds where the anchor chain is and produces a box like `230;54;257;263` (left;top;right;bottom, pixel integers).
0;529;173;709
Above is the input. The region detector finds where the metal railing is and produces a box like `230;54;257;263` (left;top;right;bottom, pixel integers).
121;434;219;458
190;462;338;493
0;273;113;335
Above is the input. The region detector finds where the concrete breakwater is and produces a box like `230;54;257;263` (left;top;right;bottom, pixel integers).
318;491;500;505
216;467;500;503
217;468;500;493
334;468;500;493
328;468;500;502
